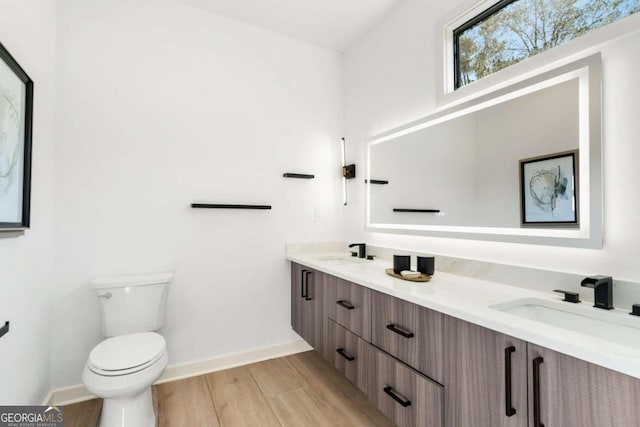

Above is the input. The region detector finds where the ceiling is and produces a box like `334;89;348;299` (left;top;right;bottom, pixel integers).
173;0;402;51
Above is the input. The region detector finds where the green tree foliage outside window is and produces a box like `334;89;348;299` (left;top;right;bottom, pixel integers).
455;0;640;88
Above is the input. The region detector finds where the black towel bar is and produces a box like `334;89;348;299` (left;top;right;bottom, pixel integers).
393;208;440;213
283;173;315;179
191;204;272;210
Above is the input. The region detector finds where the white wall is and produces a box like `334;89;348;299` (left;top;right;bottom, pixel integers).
0;0;56;404
345;0;640;283
52;0;343;388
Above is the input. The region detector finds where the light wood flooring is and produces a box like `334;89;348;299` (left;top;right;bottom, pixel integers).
64;350;395;427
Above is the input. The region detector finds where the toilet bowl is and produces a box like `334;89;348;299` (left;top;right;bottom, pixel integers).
82;272;173;427
83;332;168;427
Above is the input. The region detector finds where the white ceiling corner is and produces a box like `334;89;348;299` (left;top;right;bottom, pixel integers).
172;0;403;51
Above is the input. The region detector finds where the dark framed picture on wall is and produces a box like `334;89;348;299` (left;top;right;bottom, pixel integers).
520;150;578;227
0;41;33;229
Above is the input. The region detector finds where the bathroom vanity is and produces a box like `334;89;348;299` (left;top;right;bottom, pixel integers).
288;252;640;427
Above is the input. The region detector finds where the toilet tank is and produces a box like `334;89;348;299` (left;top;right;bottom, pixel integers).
91;272;173;337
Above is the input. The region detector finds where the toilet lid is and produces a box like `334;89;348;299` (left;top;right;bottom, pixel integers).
89;332;166;374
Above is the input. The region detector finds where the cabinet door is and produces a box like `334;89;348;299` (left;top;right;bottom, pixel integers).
444;316;527;427
527;343;640;427
326;319;374;396
324;275;372;341
301;269;324;352
372;291;443;382
290;263;324;353
374;347;443;427
290;262;305;337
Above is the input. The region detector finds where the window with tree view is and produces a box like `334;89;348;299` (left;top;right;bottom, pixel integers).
454;0;640;88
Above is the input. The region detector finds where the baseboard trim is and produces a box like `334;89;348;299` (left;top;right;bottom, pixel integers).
46;339;312;406
41;390;54;407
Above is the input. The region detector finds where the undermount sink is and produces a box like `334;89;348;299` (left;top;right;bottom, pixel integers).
312;255;364;266
491;298;640;350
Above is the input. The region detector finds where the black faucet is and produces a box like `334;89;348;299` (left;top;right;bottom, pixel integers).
348;243;366;259
580;275;614;310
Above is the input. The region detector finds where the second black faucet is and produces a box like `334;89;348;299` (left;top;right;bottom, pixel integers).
581;275;614;310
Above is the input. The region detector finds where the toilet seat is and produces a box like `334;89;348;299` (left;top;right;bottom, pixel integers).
88;332;166;377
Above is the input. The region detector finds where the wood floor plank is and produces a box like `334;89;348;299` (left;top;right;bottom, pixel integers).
246;358;304;398
267;387;334;427
206;366;281;427
63;398;102;427
157;376;220;427
286;351;395;427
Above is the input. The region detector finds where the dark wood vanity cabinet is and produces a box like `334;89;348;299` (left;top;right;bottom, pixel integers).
291;263;444;426
290;263;324;353
372;291;444;383
527;343;640;427
291;262;640;427
324;275;372;341
445;315;640;427
325;318;374;395
444;316;528;427
373;347;444;427
290;262;304;337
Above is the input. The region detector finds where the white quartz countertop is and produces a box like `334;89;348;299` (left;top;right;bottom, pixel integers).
287;251;640;380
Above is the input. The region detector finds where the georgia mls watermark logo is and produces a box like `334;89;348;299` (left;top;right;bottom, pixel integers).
0;406;63;427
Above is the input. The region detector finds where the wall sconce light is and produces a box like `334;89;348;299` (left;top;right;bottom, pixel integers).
342;164;356;179
341;137;356;205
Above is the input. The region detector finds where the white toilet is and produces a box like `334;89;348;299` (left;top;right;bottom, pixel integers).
82;272;173;427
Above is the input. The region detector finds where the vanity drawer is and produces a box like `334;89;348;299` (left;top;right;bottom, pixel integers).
372;291;443;382
325;276;372;341
325;318;374;395
373;347;443;427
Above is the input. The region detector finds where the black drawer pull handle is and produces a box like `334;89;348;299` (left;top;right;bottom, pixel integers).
504;346;516;417
336;348;355;361
383;386;412;407
304;271;312;301
386;324;415;338
300;269;308;298
336;300;355;310
533;357;544;427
